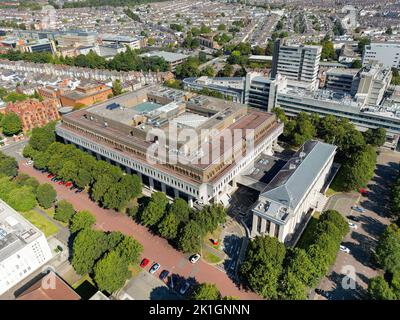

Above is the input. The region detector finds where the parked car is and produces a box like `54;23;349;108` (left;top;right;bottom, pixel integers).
168;274;178;290
149;263;160;274
348;215;360;222
140;258;150;268
348;222;358;229
75;188;83;193
65;182;73;188
47;174;54;179
189;253;201;264
159;270;169;281
58;181;65;185
25;160;33;165
351;206;365;213
179;281;190;295
340;245;350;254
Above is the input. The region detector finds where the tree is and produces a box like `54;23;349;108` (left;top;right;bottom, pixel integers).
217;24;226;31
71;228;111;275
0;152;18;177
112;79;123;96
14;173;39;193
285;248;317;287
6;186;37;212
358;37;371;55
191;283;221;300
70;210;96;233
29;123;56;151
375;224;400;274
36;183;57;209
1;112;22;136
321;39;336;61
240;236;286;299
219;63;233;77
280;271;308;300
351;59;362;69
94;250;131;293
168;198;190;223
363;128;386;147
319;210;349;238
178;220;203;253
368;276;397;300
158;212;179;240
272;107;288;125
115;236;143;263
202;65;215;77
140;192;168;227
54;200;75;223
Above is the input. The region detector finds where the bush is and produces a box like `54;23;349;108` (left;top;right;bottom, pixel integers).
54;200;75;223
36;183;57;209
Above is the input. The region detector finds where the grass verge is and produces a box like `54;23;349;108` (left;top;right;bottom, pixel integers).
21;210;59;237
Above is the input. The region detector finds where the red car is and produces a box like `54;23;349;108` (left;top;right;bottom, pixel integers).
47;174;54;179
58;181;65;185
140;258;150;268
65;182;73;188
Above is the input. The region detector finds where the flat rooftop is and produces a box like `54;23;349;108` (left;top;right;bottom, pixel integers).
139;51;189;63
0;200;42;262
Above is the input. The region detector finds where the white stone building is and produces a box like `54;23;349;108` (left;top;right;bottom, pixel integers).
0;200;53;296
251;140;337;244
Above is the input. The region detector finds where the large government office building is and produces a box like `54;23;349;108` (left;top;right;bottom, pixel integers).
56;86;283;207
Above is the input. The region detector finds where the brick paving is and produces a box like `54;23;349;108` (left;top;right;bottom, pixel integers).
20;162;261;300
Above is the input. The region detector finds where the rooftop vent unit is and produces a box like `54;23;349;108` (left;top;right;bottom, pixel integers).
289;163;296;170
299;151;306;158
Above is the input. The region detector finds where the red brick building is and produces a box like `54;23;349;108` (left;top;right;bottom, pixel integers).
1;99;60;132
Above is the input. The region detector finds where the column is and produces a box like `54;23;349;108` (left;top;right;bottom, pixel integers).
260;219;267;234
188;196;194;208
126;167;132;174
96;153;101;161
232;177;237;188
161;182;166;193
251;214;258;237
269;222;276;237
149;177;154;191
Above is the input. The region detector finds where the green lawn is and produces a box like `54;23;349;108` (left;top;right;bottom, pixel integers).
21;210;59;237
296;211;320;249
40;206;68;227
202;251;223;264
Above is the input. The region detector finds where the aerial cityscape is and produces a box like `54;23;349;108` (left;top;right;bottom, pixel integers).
1;0;400;307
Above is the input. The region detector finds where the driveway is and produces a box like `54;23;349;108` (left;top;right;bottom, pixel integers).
314;149;400;300
19;162;261;300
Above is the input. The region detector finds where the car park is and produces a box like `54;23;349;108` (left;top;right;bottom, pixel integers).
149;263;160;274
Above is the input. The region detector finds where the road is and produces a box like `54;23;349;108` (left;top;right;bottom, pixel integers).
19;161;260;300
314;149;400;300
0;139;29;161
